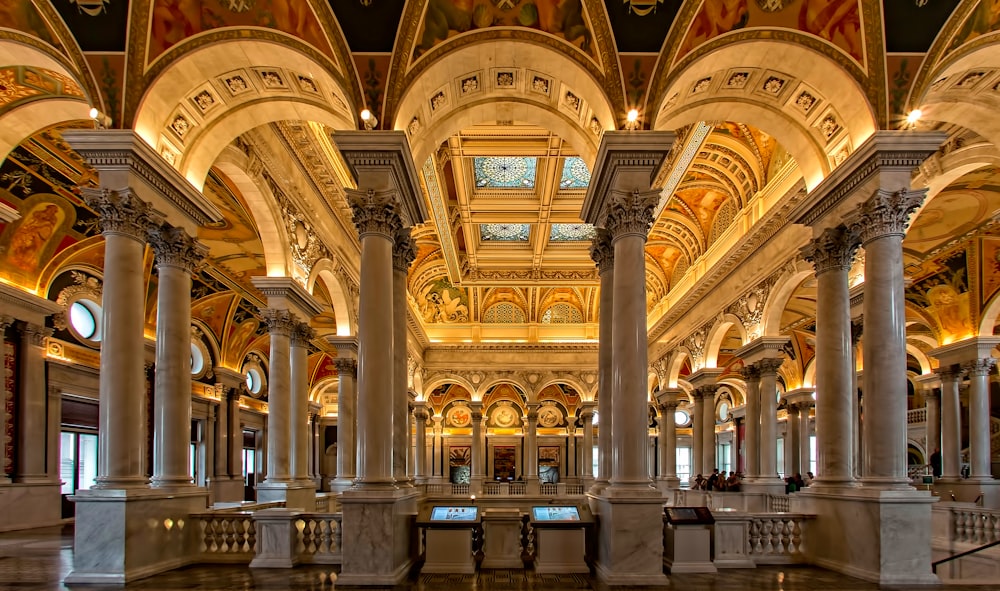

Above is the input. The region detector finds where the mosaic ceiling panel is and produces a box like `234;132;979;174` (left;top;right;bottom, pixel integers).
480;223;530;241
559;156;591;189
473;156;537;188
550;223;596;242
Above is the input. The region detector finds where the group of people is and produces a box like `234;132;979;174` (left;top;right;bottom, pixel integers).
691;468;742;492
784;472;813;493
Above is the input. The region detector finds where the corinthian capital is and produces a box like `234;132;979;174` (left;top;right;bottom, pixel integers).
260;308;297;336
148;224;207;272
347;188;401;239
392;225;416;272
962;358;995;378
800;225;859;276
850;188;927;245
291;321;316;347
333;357;357;377
81;187;162;241
604;189;659;242
19;321;52;346
589;227;614;273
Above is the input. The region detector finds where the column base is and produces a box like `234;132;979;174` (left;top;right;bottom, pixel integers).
934;479;1000;507
65;488;208;584
590;491;668;586
338;487;420;586
0;482;62;532
255;481;316;510
657;477;681;493
329;477;356;493
525;477;540;495
791;486;939;585
209;476;245;504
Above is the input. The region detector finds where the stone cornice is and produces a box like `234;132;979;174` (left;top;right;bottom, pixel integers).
251;276;324;319
0;282;63;323
581;131;676;226
929;336;1000;367
61;130;223;228
422;343;599;352
789;131;946;229
215;367;248;390
734;336;790;364
331;131;428;228
782;388;815;407
323;335;359;359
686;368;724;389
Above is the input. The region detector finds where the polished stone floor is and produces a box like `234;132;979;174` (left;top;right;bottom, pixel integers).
2;526;1000;590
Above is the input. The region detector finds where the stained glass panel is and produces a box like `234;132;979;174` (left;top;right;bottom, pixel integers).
559;157;591;189
480;223;530;241
473;157;537;188
549;223;596;241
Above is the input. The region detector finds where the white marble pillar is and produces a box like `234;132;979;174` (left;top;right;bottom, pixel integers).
525;405;539;489
963;359;995;481
290;322;314;484
700;387;717;476
83;188;160;489
757;359;783;483
471;403;484;492
936;366;961;480
567;422;577;478
392;227;415;487
432;416;443;482
798;402;812;476
14;322;53;483
580;405;595;486
657;394;680;489
692;390;705;481
148;225;204;489
606;190;658;490
853;189;925;488
214;387;229;483
590;229;613;491
786;404;801;478
331;357;357;489
924;388;941;472
46;385;61;483
740;365;760;481
413;405;429;484
348;189;400;489
261;309;296;485
0;316;10;483
801;225;858;486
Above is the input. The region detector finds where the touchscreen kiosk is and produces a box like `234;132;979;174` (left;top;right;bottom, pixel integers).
529;505;588;574
430;506;479;522
531;506;581;522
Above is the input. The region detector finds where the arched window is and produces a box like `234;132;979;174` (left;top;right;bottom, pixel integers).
482;302;526;323
540;302;583;324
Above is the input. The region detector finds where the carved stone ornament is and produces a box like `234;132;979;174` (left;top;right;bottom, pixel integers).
19;321;52;346
800;224;860;275
55;271;102;307
850;188;928;245
755;357;784;376
81;187;162;241
291;321;316;346
347;188;402;239
739;364;760;381
332;357;357;377
962;358;996;378
392;226;417;272
260;308;297;336
604;189;659;241
148;223;208;272
588;227;614;272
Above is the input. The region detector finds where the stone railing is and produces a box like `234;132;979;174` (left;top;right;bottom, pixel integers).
940;505;1000;545
766;494;790;513
314;493;337;513
931;503;1000;580
540;483;558;495
424;482;587;497
194;511;258;562
193;508;342;565
908;407;927;424
748;514;809;563
296;513;343;564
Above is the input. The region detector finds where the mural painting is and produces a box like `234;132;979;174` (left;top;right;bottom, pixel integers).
948;0;1000;53
449;446;471;484
980;237;1000;310
412;0;597;60
493;445;516;480
197;171;267;294
419;277;470;323
147;0;334;64
0;0;60;48
906;249;973;341
677;0;863;65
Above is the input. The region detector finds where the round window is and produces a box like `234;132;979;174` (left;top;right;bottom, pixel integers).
69;299;102;342
718;402;729;422
674;409;690;426
191;343;204;375
246;368;262;395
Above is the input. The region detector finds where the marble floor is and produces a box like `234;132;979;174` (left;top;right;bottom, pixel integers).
2;526;1000;590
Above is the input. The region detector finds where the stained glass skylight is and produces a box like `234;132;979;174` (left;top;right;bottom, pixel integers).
473;157;537;188
480;223;530;241
559;157;591;189
549;223;596;241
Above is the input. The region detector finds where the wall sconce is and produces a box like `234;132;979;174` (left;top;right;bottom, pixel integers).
360;108;378;131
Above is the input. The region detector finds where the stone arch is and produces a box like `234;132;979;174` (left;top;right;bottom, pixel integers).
913;144;1000;201
534;376;589;407
213;145;290;278
666;349;692;388
704;313;747;368
423;375;478;402
651;41;878;190
395;40;614;166
906;344;933;376
980;289;1000;336
761;263;814;337
191;318;222;375
310;376;338;404
479;378;529;404
131;39;356;189
308;259;355;336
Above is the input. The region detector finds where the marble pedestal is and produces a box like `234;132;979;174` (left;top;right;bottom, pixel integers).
713;512;756;568
0;482;62;532
934;479;1000;508
256;482;316;510
66;488;209;584
481;508;524;568
210;476;244;504
790;486;939;585
535;527;589;574
423;528;476;574
250;509;302;568
664;524;716;573
590;491;668;586
337;487;420;586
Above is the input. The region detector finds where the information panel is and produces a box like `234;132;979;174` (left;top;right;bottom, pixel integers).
429;506;479;522
664;506;714;525
531;506;581;522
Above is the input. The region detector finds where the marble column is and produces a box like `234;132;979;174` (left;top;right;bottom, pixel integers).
471;403;484;493
692;389;705;480
590;229;613;491
606;190;658;490
580;404;595;487
214;386;229;484
798;402;812;476
699;387;717;476
331;357;357;490
347;189;400;489
801;225;858;486
392;227;415;487
290;322;315;485
963;359;995;481
786;404;801;478
525;405;539;491
567;422;577;478
413;404;429;484
260;309;296;485
83;188;161;488
740;365;760;481
432;416;444;482
936;366;962;480
14;322;53;483
148;224;205;489
0;316;10;484
656;391;680;489
852;189;925;488
924;388;941;471
757;359;783;483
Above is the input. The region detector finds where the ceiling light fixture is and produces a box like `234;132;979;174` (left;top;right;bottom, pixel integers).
88;106;111;129
360;108;378;131
625;109;640;130
905;109;922;126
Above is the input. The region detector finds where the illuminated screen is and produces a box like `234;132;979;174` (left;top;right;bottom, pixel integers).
532;506;581;521
430;506;479;521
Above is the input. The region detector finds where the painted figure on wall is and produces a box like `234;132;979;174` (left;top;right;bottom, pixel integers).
7;204;61;271
679;0;749;57
798;0;861;61
950;0;1000;51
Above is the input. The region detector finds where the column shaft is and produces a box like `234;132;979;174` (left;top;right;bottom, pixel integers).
786;406;801;477
964;360;994;480
290;323;313;483
414;408;428;483
799;404;812;476
581;410;594;481
741;367;760;480
938;368;961;480
333;359;357;485
701;389;716;476
392;228;415;486
262;310;294;483
228;390;242;479
471;407;484;483
215;390;229;479
590;233;613;488
525;410;538;481
925;390;941;471
758;361;782;482
692;393;704;480
15;323;52;482
659;403;677;482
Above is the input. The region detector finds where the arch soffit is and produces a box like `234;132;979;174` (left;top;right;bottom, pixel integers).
310;376;338;404
717;379;746;407
212;147;290;277
761;265;815;337
0;23;101;111
191;318;223;371
308;259;355;336
666;348;692;388
479;379;529;403
423;375;478;402
905;344;933;375
703;314;747;368
534;377;588;407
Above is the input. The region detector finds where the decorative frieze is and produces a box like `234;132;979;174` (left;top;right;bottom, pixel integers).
800;225;859;275
81;187;162;241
